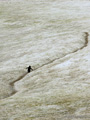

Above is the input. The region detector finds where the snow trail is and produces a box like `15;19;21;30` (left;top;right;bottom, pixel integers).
34;32;89;70
7;32;89;98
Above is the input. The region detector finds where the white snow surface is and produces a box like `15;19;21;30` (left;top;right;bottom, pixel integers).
0;0;90;120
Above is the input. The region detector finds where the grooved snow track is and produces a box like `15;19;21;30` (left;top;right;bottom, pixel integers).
34;32;89;70
10;72;28;95
8;32;89;98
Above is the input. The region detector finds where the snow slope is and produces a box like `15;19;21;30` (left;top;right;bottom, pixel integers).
0;0;90;120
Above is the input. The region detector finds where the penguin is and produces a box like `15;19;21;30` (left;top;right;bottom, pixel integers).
26;66;33;73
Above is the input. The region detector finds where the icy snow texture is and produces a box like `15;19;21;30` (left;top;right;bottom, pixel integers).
0;0;90;120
